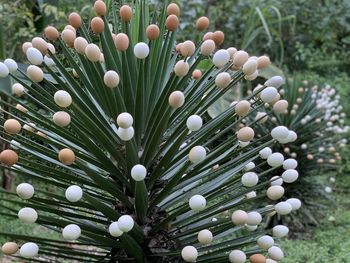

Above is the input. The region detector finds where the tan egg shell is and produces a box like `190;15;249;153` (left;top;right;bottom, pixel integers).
169;91;185;108
181;40;195;57
0;150;19;166
167;3;180;16
192;69;202;80
120;5;133;22
27;65;44;82
16;104;28;113
91;17;105;34
1;242;18;255
250;254;266;263
235;100;251;117
58;148;76;165
146;24;160;40
257;55;271;69
211;31;225;46
44;26;59;41
94;0;107;16
166;15;179;32
237;127;255;142
61;29;76;45
4;119;21;134
32;37;48;55
114;33;129;51
22;42;32;53
196;16;209;31
69;12;82;28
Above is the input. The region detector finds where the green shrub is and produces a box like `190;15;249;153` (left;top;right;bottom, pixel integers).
0;1;301;262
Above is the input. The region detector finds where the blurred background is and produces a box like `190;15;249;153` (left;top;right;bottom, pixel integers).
0;0;349;262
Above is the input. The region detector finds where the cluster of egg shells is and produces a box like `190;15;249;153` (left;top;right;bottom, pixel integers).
0;1;300;261
182;140;300;262
1;178;136;257
280;83;347;164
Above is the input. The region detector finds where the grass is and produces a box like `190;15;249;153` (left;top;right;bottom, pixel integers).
281;174;350;262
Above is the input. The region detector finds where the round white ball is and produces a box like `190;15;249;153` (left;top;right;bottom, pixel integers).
0;62;9;78
259;147;272;159
257;235;274;250
189;195;206;211
268;246;284;261
20;242;39;258
273;225;289;238
4;59;18;73
271;126;289;140
18;207;38;224
26;47;43;65
266;185;285;200
231;210;248;226
264;76;284;88
12;83;25;96
241;172;259;187
274;201;292;215
215;72;231;88
109;222;123;237
118;215;134;232
282;169;299;183
16;183;34;199
198;229;213;245
54;90;72;108
189;146;206;164
286;198;302;210
62;224;81;241
261;87;278;103
267;153;284;167
65;185;83;202
104;70;120;88
246;211;262;226
131;164;147;181
117;112;133;128
245;162;255;171
181;246;198;262
186;115;203;132
283;159;298;170
53;111;71;127
117;127;134;141
44;56;55;67
229;250;246;263
134;42;149;59
270;176;283;186
212;49;230;68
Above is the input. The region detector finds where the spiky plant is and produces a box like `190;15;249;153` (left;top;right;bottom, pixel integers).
0;1;300;262
252;76;347;226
